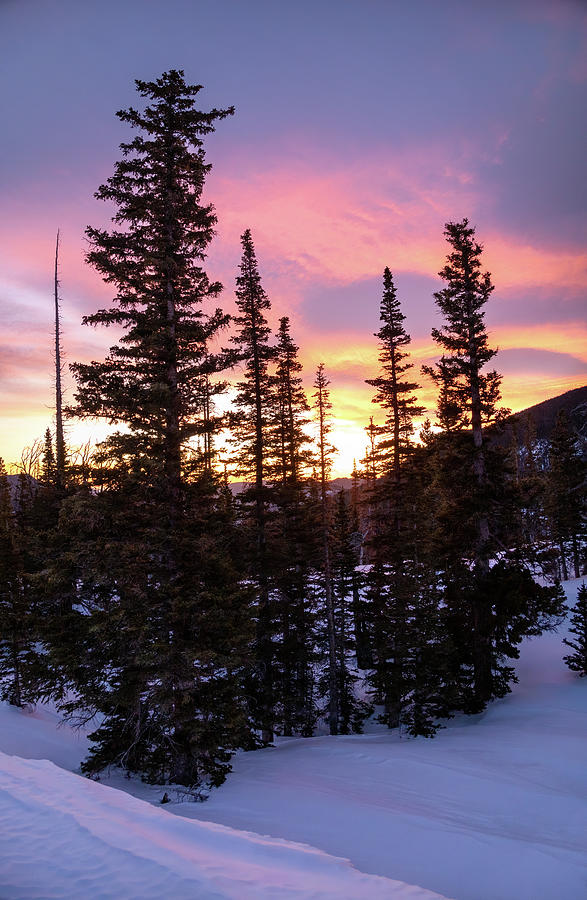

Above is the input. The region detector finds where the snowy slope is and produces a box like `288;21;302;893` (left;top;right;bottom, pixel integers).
0;751;445;900
1;578;586;900
190;578;587;900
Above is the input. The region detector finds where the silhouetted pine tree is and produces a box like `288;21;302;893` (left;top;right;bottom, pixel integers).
422;219;565;711
228;228;277;743
423;218;506;563
512;413;546;553
0;459;38;707
366;268;423;481
269;317;313;483
268;317;319;736
563;584;587;675
331;489;371;732
545;411;585;580
422;219;505;706
348;462;372;668
41;429;56;486
361;267;440;732
360;417;384;483
313;363;340;734
56;70;252;790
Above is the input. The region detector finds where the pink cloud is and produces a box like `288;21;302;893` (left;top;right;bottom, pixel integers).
1;136;586;475
206;150;586;293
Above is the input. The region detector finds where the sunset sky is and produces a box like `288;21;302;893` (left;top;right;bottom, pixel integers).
1;0;585;476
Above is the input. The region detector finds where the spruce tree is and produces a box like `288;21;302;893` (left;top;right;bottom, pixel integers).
0;459;37;707
313;363;339;734
563;584;587;675
347;462;372;668
366;267;423;481
269;317;318;737
61;70;252;790
422;219;505;705
423;219;506;567
331;489;371;732
361;417;384;483
422;219;565;711
41;429;56;487
270;317;313;484
361;268;433;731
228;228;277;743
74;70;233;496
545;411;585;580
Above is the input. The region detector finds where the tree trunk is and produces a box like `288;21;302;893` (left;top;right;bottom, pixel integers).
10;639;22;708
572;533;580;580
352;574;373;669
559;541;569;581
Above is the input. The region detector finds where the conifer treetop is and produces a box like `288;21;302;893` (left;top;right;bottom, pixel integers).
366;267;423;476
313;363;336;483
120;70;234;140
233;229;273;337
423;218;506;431
71;70;234;466
432;218;496;367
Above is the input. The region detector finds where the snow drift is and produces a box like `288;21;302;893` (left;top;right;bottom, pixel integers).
0;750;446;899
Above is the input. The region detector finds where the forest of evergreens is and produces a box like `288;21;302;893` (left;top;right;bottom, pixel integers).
1;71;585;794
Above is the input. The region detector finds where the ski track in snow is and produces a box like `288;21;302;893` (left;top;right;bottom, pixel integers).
1;578;586;899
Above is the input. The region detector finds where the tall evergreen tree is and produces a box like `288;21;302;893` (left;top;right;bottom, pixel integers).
74;70;233;499
366;267;423;481
361;269;433;730
228;228;277;743
423;219;505;569
331;489;371;732
422;219;505;705
270;317;313;484
269;317;318;737
60;70;252;790
313;363;340;734
422;219;565;710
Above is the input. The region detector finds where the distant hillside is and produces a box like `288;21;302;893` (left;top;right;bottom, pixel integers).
512;385;587;440
6;473;38;507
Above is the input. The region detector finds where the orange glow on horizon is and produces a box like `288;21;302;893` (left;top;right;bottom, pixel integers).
2;157;586;479
4;371;585;479
2;317;585;477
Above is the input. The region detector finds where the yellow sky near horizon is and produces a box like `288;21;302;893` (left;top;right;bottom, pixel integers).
3;356;585;479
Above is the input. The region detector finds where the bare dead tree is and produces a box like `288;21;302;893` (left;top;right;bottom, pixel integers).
69;440;95;487
17;440;43;480
54;229;66;488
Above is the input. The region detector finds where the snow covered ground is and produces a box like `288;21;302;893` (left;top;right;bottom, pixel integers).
1;578;586;899
0;752;444;900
